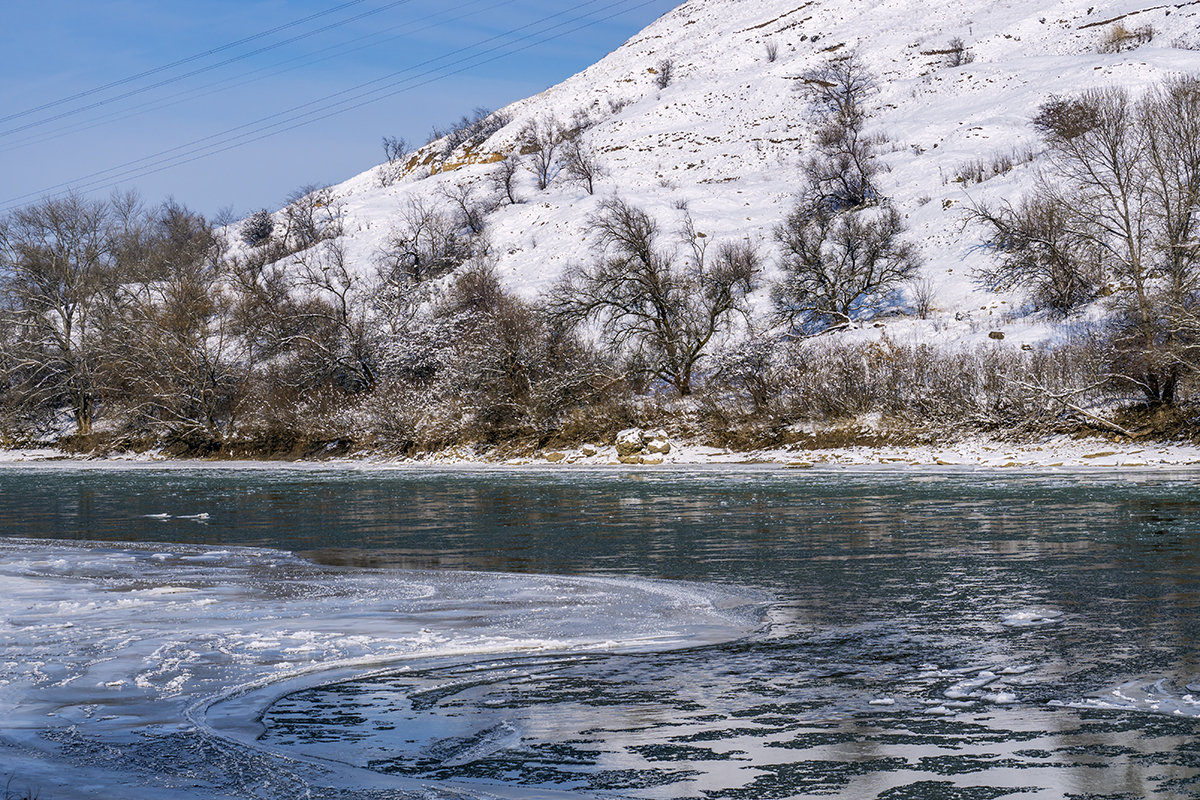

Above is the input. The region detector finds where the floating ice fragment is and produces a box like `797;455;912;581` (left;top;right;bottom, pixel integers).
868;698;895;706
984;691;1018;704
1001;609;1063;627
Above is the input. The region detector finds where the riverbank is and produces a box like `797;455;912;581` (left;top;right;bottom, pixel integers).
4;433;1200;469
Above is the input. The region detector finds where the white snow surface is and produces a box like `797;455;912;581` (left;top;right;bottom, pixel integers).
247;0;1200;348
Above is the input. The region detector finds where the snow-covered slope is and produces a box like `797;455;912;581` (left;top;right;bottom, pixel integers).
277;0;1200;346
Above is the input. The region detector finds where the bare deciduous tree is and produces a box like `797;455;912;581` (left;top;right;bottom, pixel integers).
799;52;881;211
974;78;1200;406
438;182;492;235
970;196;1103;314
280;185;343;250
773;202;919;332
0;193;113;436
946;37;975;67
104;202;249;441
561;138;607;195
520;117;569;191
240;209;275;248
550;197;759;395
490;154;523;205
655;59;674;89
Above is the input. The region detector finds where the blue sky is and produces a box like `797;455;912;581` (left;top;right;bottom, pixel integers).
0;0;676;217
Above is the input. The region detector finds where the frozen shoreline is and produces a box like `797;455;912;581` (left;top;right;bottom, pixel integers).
2;434;1200;471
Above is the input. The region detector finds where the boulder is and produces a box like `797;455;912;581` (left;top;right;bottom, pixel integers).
645;438;671;455
615;428;645;457
581;444;599;457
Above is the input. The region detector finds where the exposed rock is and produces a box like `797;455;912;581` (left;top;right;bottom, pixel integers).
616;428;645;457
544;451;566;463
645;438;671;455
988;330;1005;340
581;444;599;457
618;454;644;465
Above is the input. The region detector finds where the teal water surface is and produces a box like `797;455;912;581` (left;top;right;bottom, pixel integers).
2;464;1199;799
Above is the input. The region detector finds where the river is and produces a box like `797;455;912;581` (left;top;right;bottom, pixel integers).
1;464;1197;798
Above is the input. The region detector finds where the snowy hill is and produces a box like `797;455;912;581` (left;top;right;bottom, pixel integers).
275;0;1200;348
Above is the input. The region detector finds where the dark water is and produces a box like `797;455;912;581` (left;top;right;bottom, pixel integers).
3;464;1199;799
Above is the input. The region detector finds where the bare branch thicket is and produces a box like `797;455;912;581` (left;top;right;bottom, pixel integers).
430;107;512;160
279;185;344;251
0;193;114;436
765;40;779;62
520;116;570;191
972;77;1200;406
549;197;759;396
103;202;250;441
376;199;475;285
910;276;936;319
561;137;608;195
707;335;1116;433
1099;23;1155;53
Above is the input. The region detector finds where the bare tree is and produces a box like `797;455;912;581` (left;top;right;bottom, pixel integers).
280;185;343;250
764;41;779;63
561;138;607;195
773;202;919;332
520;117;568;191
378;137;412;187
103;202;248;441
382;136;410;165
973;78;1200;406
549;197;759;395
240;209;275;248
799;52;881;210
970;195;1103;314
655;59;674;89
490;154;523;205
438;182;492;235
772;53;914;333
289;237;376;393
0;193;113;436
946;37;975;67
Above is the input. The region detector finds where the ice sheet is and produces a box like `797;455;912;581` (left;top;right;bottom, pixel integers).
0;537;764;799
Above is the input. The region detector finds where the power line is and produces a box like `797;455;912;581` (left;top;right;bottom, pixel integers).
1;0;657;210
0;0;421;139
0;0;372;126
0;0;507;157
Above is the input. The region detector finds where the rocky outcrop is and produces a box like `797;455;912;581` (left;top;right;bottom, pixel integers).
615;428;672;464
